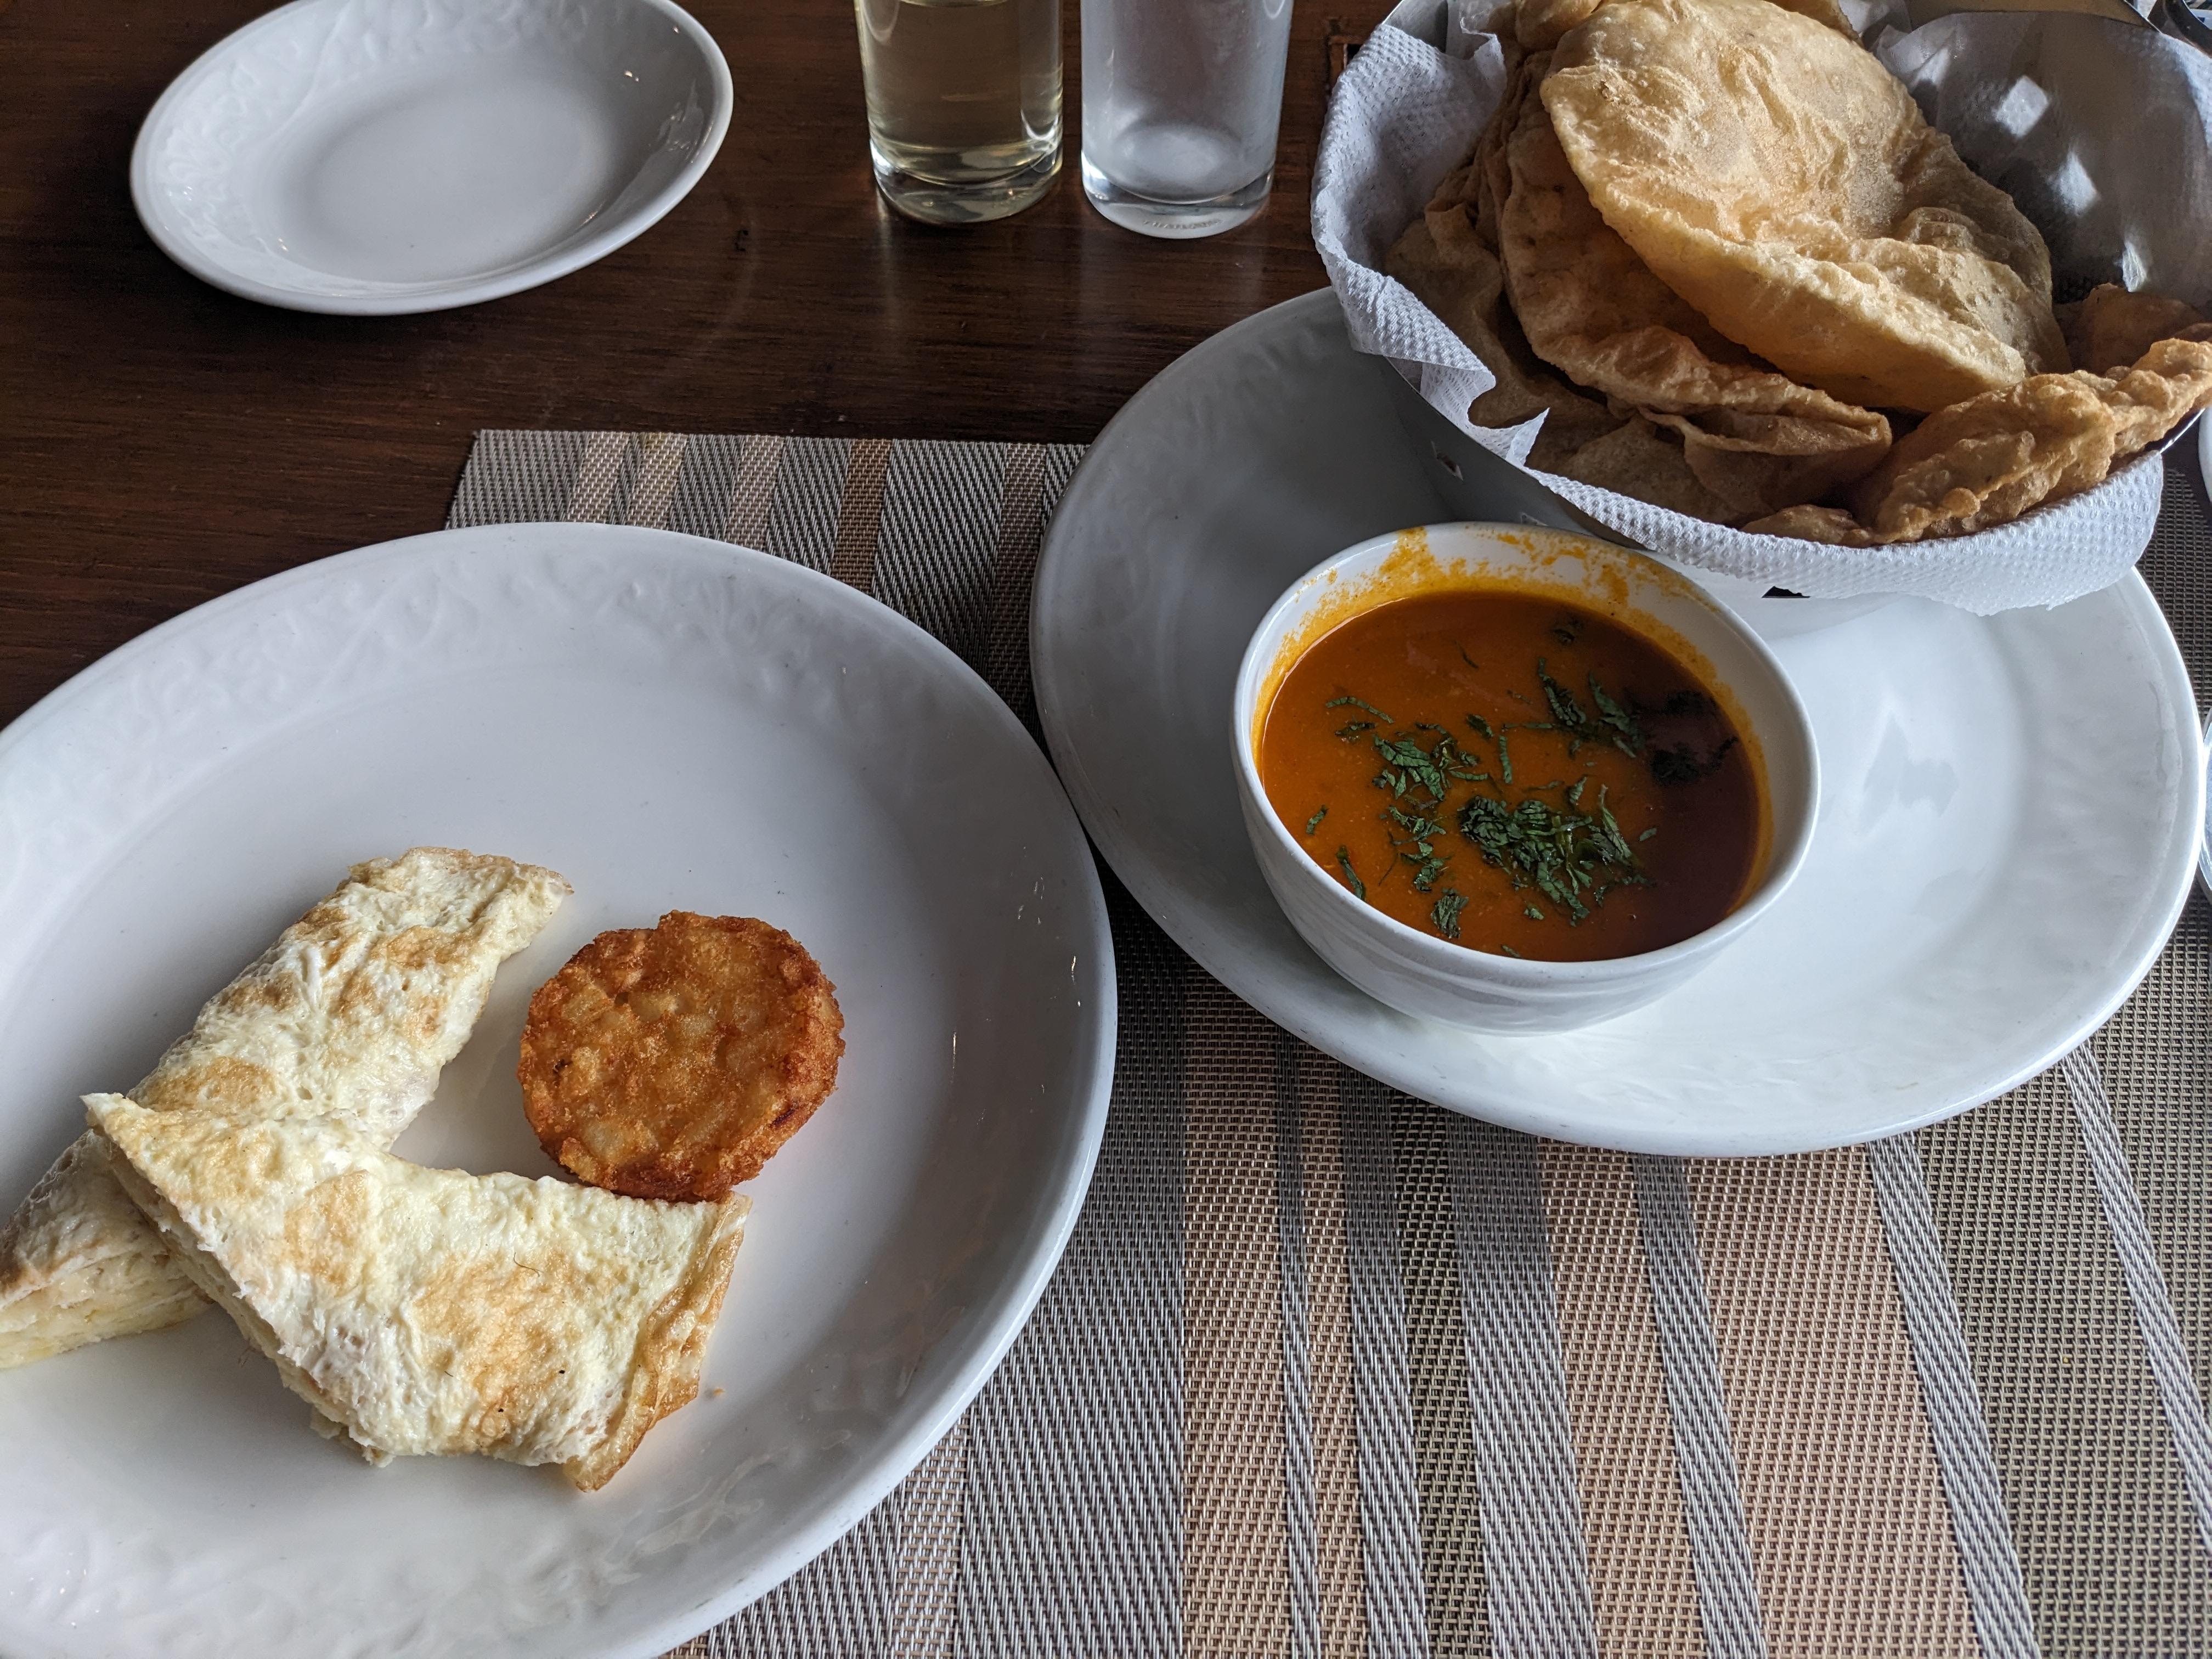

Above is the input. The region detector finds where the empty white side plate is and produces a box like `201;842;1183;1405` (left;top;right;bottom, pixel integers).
131;0;731;313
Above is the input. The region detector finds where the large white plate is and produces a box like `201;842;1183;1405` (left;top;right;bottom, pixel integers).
131;0;730;314
0;526;1113;1657
1033;290;2200;1157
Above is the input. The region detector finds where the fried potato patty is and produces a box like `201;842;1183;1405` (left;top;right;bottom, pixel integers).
518;912;843;1200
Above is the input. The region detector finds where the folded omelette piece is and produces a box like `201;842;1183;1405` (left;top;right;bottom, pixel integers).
0;848;569;1369
87;1096;747;1491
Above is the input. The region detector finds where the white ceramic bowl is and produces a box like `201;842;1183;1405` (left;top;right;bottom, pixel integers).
1231;522;1819;1033
131;0;731;314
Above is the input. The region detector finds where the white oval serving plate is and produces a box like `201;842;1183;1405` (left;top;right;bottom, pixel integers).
0;525;1113;1657
131;0;731;314
1032;289;2202;1158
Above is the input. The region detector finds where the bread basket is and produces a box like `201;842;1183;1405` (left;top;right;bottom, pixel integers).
1313;0;2212;622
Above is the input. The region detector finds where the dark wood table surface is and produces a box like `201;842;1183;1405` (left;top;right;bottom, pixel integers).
0;0;1391;729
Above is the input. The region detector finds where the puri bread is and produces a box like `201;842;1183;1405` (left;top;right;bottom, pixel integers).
519;913;844;1201
1493;59;1891;517
87;1095;745;1491
1747;329;2212;544
1384;166;1626;472
1384;38;1884;524
2062;285;2209;375
1384;37;1728;506
1512;0;1849;48
0;849;569;1369
1541;0;2067;412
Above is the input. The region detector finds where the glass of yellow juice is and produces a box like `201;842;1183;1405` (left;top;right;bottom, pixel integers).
854;0;1063;225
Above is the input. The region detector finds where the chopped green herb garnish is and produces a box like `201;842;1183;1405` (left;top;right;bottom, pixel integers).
1369;726;1486;804
1588;675;1643;757
1374;733;1449;802
1335;847;1365;900
1595;788;1638;867
1645;691;1733;782
1537;658;1590;733
1650;733;1739;785
1499;944;1523;958
1525;659;1650;762
1438;739;1485;782
1457;788;1648;926
1383;805;1444;844
1296;633;1688;943
1431;888;1469;940
1384;805;1453;891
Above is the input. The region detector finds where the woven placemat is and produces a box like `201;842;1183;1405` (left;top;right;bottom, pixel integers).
451;431;2212;1659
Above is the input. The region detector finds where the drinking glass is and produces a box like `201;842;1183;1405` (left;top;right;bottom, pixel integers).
855;0;1063;225
1080;0;1294;238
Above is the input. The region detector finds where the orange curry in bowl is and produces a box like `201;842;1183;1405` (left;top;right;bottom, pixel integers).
1257;588;1762;962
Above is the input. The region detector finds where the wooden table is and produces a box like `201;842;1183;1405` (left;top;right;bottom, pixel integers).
0;0;1387;728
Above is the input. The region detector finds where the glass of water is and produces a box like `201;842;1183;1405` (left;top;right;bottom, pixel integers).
855;0;1062;225
1080;0;1294;238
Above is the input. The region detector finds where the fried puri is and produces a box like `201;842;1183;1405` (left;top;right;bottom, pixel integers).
1745;328;2212;544
1494;58;1892;517
1542;0;2066;413
519;912;844;1200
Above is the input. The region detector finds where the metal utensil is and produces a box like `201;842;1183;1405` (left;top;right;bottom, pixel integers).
1906;0;2212;57
2162;0;2212;57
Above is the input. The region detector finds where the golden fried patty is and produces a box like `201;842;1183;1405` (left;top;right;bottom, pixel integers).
518;912;843;1200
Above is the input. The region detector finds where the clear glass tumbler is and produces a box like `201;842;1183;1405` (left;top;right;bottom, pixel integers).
855;0;1063;225
1080;0;1294;238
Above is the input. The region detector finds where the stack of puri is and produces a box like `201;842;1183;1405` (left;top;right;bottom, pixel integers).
1385;0;2212;544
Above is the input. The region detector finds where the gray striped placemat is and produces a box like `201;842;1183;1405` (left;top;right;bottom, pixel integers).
451;432;2212;1658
